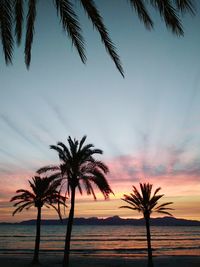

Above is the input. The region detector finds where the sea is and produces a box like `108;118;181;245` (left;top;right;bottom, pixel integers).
0;225;200;257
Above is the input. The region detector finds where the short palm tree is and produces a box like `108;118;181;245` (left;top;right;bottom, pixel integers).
37;135;113;267
121;183;173;267
10;175;67;264
0;1;196;76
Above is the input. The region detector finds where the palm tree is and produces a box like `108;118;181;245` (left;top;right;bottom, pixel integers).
10;175;66;265
37;135;113;267
121;183;173;267
0;1;196;76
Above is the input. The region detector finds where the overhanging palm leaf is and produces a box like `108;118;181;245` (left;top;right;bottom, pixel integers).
55;0;86;63
25;0;36;68
80;0;124;77
15;0;23;45
151;0;184;35
0;0;196;75
0;0;13;64
175;0;195;14
129;0;153;30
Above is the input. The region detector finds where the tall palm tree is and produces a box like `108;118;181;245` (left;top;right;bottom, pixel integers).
121;183;173;267
0;1;196;76
37;135;113;267
10;175;66;265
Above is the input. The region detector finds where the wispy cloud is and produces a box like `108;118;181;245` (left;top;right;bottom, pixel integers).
0;113;54;160
107;141;200;196
44;98;77;136
1;114;35;146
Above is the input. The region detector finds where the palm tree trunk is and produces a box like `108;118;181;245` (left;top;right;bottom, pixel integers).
63;187;76;267
145;216;153;267
32;206;41;264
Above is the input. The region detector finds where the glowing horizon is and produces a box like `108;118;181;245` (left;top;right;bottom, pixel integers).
1;151;200;222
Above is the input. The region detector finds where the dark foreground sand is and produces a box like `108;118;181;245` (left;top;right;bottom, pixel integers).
1;255;200;267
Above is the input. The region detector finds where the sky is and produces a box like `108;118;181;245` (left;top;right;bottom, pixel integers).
0;0;200;222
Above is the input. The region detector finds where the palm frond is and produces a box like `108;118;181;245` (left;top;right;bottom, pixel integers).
37;165;60;174
10;189;35;201
15;0;24;45
0;0;13;64
121;197;140;210
119;205;139;211
50;145;69;163
140;183;152;203
88;169;113;199
156;201;173;208
175;0;196;15
57;142;71;159
82;178;94;197
67;136;79;157
78;144;96;162
80;0;124;77
156;210;173;216
78;135;87;152
12;202;33;216
155;201;174;212
50;204;63;221
122;193;144;212
149;194;164;207
132;185;143;203
55;0;86;63
77;183;83;195
90;148;103;155
80;143;94;152
81;161;109;175
87;182;96;199
25;0;36;68
121;182;173;218
152;187;161;197
48;193;67;221
129;0;153;29
47;172;62;182
150;0;184;36
11;174;66;219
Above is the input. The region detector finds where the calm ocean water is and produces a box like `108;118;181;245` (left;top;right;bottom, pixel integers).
0;225;200;257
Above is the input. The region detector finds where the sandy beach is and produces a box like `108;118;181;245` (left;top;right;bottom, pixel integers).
1;255;200;267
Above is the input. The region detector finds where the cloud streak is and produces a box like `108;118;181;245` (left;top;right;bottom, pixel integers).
107;144;200;196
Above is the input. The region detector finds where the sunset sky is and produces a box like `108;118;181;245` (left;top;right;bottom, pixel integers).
0;0;200;222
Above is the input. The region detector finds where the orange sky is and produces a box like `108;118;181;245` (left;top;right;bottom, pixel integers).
1;154;200;222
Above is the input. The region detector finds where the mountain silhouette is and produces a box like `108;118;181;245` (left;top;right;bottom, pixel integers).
1;216;200;226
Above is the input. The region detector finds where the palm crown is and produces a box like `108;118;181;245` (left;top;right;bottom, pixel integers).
0;0;196;76
38;135;113;199
10;175;66;218
121;183;173;218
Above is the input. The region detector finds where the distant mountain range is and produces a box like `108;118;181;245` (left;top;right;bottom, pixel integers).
1;216;200;226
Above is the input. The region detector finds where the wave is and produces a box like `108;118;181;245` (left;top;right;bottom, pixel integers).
1;225;200;257
1;245;200;254
1;236;200;243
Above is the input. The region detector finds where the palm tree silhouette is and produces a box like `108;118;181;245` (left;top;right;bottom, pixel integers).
10;175;66;265
121;182;173;267
37;135;113;267
0;1;196;76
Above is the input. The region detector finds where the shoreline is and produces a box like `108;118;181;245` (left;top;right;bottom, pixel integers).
1;254;200;267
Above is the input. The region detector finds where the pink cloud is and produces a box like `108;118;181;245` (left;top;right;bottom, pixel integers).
106;152;200;197
1;150;200;222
